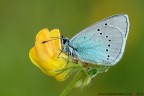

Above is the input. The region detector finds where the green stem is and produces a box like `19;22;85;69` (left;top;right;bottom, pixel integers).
60;70;83;96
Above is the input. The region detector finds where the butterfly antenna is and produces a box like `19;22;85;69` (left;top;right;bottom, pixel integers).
51;36;60;39
41;36;60;44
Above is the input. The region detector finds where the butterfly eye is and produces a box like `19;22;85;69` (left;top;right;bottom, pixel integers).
62;38;68;44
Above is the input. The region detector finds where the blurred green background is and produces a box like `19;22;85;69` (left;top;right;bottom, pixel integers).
0;0;144;96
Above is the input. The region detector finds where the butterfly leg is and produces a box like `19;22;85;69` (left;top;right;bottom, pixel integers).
71;52;78;64
67;49;70;64
57;48;64;58
83;62;89;67
72;58;78;64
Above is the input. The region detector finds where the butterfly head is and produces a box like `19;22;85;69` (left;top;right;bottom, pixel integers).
61;35;70;51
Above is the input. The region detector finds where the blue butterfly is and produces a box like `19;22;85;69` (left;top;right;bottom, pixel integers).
61;14;129;66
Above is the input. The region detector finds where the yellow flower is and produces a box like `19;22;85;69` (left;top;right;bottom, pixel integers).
29;28;69;81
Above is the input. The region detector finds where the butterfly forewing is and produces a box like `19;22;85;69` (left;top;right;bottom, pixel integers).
69;14;129;65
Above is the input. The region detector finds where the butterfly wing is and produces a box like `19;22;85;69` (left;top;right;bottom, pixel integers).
70;14;129;66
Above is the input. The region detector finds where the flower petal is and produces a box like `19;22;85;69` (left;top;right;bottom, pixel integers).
29;47;56;76
49;29;61;55
35;28;54;61
29;47;41;68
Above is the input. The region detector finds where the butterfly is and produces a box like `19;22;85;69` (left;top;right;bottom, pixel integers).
61;14;129;66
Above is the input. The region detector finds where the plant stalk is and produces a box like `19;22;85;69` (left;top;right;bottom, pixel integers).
60;70;83;96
